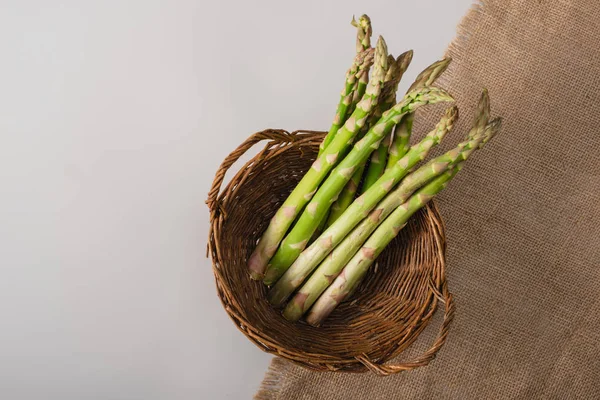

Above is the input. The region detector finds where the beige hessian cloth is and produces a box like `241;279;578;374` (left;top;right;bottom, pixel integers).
255;0;600;398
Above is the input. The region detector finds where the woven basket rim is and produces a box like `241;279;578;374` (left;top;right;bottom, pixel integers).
207;129;455;375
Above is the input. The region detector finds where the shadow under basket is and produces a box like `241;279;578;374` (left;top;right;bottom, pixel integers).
207;129;455;375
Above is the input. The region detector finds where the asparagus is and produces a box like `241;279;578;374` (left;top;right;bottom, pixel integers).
361;51;414;192
308;21;377;246
248;37;388;280
305;166;463;326
319;48;375;156
282;116;500;319
385;58;451;171
319;15;374;155
304;117;501;325
267;106;458;301
470;89;490;138
386;114;414;170
346;15;373;116
326;51;414;226
263;88;454;285
363;129;391;192
326;161;364;225
352;14;372;53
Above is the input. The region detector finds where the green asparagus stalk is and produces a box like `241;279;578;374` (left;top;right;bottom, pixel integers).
310;16;375;237
319;48;375;156
326;162;364;224
386;114;413;170
282;116;501;319
267;106;458;300
263;88;454;285
385;58;451;171
326;51;414;226
346;15;373;116
248;37;388;280
361;51;414;192
304;117;501;325
320;15;374;154
305;166;463;326
361;133;391;191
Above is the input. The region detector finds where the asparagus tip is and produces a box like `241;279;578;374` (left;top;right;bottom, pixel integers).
376;35;387;50
446;105;460;121
373;36;389;74
397;50;414;71
478;88;490;111
481;117;502;145
407;57;452;92
358;14;371;27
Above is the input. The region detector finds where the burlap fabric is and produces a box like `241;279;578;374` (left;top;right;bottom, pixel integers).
255;0;600;398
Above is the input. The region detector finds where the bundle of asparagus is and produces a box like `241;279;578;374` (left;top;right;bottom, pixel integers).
247;15;502;326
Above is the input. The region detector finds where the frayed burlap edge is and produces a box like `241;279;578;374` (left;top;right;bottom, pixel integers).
254;358;291;400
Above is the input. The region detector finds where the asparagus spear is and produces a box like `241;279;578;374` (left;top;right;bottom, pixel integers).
386;113;413;170
263;88;454;285
305;117;502;325
352;14;372;53
319;48;375;156
305;166;462;326
248;37;388;280
266;105;458;295
319;15;374;156
470;88;490;138
361;51;414;192
326;51;414;226
385;58;451;171
346;15;373;116
281;117;501;318
308;20;377;246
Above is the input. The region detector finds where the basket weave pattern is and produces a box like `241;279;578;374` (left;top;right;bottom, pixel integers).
207;129;455;375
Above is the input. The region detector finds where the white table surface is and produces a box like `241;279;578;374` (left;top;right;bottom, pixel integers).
0;1;473;399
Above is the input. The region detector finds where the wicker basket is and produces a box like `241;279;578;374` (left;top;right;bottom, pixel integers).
207;129;455;375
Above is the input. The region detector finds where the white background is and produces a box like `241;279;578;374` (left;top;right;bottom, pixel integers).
0;1;472;399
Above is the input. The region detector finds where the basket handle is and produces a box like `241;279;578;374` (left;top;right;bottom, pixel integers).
355;283;456;376
207;129;294;213
206;129;326;212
